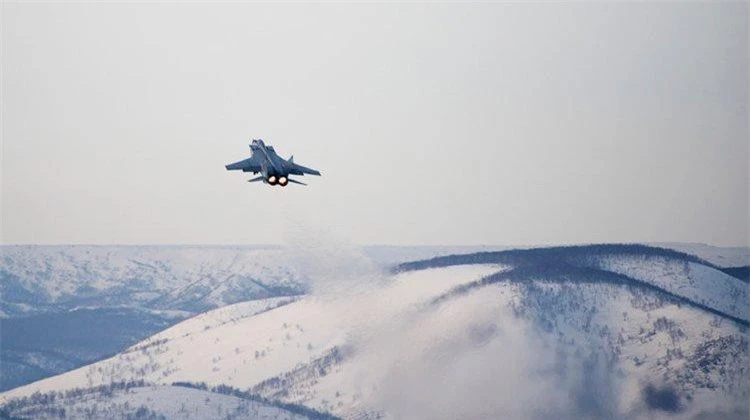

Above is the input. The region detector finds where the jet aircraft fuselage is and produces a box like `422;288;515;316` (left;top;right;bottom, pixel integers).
225;139;321;186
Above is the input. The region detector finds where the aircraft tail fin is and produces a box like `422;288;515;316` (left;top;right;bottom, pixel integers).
288;155;294;163
247;176;265;183
288;178;307;186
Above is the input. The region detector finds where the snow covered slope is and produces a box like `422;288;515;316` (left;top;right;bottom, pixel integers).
0;245;511;392
0;307;188;392
0;246;303;317
2;244;742;318
1;383;323;420
0;265;502;402
2;245;748;419
0;245;513;318
658;243;749;267
0;245;306;392
592;255;748;321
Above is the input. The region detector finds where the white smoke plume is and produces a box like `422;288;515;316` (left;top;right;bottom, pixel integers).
281;228;746;419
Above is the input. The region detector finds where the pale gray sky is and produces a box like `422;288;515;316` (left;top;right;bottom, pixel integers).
1;2;747;246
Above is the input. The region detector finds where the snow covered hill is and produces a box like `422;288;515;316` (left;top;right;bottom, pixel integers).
0;246;304;318
1;244;741;318
0;307;188;392
0;265;503;400
0;382;332;420
2;244;748;419
658;243;749;268
0;245;511;392
0;245;307;392
592;255;748;321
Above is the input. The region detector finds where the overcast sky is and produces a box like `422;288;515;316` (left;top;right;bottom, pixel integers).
2;2;747;246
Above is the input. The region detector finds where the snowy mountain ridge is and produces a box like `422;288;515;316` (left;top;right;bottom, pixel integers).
397;244;748;325
0;246;303;318
0;245;515;392
2;244;748;419
0;245;518;319
2;243;746;319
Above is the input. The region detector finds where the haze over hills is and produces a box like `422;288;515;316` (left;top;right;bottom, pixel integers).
1;244;747;419
0;246;305;318
2;244;745;318
0;245;506;391
0;245;518;317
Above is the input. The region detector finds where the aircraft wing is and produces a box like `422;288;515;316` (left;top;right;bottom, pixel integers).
225;156;261;173
287;162;321;176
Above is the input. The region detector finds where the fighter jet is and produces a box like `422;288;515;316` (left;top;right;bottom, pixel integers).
225;139;321;186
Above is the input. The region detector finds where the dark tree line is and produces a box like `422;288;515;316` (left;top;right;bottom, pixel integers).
393;243;718;273
171;381;341;420
427;258;749;327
